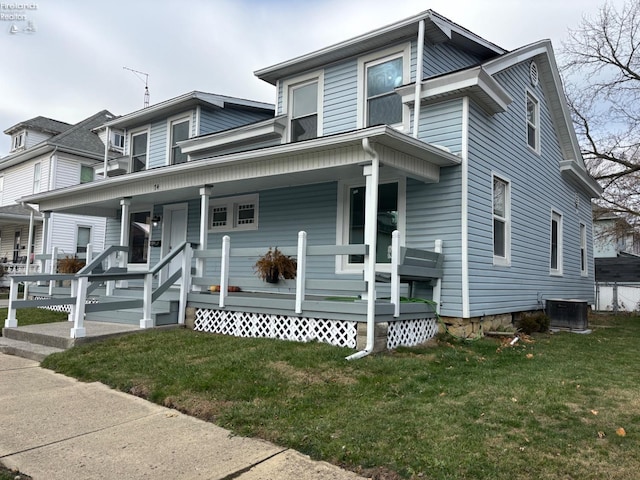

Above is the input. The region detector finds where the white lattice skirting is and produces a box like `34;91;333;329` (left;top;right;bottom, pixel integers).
387;318;439;349
194;309;358;348
33;296;98;313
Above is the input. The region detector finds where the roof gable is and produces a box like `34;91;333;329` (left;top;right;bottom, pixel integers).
4;116;71;136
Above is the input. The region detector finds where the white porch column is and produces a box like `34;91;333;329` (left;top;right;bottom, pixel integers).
118;197;131;288
23;209;35;299
196;185;213;292
41;211;51;278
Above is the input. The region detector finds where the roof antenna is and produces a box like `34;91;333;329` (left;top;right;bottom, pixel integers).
123;66;150;108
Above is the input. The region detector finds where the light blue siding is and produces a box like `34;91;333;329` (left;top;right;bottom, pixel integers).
147;119;168;169
199;107;272;135
323;61;358;135
417;99;463;154
423;42;485;78
466;62;595;316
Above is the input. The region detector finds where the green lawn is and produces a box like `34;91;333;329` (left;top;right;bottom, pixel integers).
41;314;640;479
0;308;68;330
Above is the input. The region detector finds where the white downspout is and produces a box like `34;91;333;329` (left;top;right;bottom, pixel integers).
103;126;110;179
413;19;425;138
346;138;379;361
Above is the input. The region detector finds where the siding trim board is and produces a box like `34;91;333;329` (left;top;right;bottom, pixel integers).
461;97;470;318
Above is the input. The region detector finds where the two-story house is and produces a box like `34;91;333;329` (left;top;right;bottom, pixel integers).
18;10;600;353
0;111;116;283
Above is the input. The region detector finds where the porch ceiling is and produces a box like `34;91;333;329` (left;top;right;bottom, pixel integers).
20;126;461;217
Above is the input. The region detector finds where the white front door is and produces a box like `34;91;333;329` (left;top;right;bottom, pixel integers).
162;203;188;284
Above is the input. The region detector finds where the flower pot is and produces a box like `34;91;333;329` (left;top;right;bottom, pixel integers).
265;268;279;284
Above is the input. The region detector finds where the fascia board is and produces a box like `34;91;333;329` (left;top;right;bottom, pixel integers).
560;160;603;198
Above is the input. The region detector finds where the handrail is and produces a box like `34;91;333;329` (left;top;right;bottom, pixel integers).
78;245;128;275
149;241;188;274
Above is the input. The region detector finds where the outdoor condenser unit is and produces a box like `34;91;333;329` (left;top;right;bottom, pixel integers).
545;299;589;331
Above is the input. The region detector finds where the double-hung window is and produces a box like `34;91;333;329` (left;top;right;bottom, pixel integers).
170;118;190;165
290;81;318;142
580;223;588;276
209;194;259;232
76;226;91;254
550;211;563;275
12;132;24;151
366;57;404;127
130;131;148;173
492;175;510;265
80;165;94;184
526;92;540;153
33;162;41;194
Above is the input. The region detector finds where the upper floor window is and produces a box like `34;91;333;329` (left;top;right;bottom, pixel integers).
291;81;318;142
170;117;190;165
80;165;94;184
130;131;148;173
110;131;125;152
357;44;410;130
526;91;540;153
12;132;24;151
493;175;511;266
33;162;41;193
209;194;259;232
550;210;563;275
366;57;403;126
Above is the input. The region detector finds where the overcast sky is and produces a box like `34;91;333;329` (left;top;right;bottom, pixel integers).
0;0;625;156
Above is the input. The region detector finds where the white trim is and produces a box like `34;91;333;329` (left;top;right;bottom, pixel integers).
126;206;152;270
357;43;411;131
526;89;541;155
461;97;470;318
128;126;150;173
32;162;41;194
336;175;406;274
282;70;324;142
491;172;511;266
208;193;259;232
580;221;588;276
74;224;92;255
550;209;563;276
165;112;193;166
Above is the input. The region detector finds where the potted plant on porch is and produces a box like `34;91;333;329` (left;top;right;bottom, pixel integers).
254;247;297;284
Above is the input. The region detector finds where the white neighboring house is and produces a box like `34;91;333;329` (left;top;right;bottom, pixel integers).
0;111;116;283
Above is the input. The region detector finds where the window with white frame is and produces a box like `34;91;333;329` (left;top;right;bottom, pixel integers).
209;194;258;232
110;131;125;152
130;131;148;173
492;175;510;265
526;91;540;153
12;132;24;151
128;211;150;264
170;118;190;165
357;45;410;130
580;222;588;275
32;162;41;194
80;165;94;184
76;226;91;254
340;179;404;269
290;80;319;142
550;211;563;274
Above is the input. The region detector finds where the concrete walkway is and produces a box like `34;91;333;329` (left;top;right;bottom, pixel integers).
0;354;366;479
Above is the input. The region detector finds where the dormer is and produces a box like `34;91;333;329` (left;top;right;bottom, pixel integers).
11;130;25;152
4;116;71;153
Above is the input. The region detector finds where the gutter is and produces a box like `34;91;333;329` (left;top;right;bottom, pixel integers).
346;137;379;361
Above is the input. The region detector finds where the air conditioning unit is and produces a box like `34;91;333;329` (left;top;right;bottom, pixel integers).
545;299;589;331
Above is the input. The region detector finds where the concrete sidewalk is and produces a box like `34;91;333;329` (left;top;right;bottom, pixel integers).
0;354;366;479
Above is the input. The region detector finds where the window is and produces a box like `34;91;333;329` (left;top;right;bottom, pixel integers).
290;81;318;142
493;175;510;265
550;211;563;275
128;211;150;264
366;56;404;127
348;183;398;264
110;131;125;151
209;194;258;232
33;162;41;193
130;131;148;173
13;231;20;263
76;226;91;254
580;223;588;275
80;165;94;184
170;118;190;165
12;132;24;151
526;92;540;153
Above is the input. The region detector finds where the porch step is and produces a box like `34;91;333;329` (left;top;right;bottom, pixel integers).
0;336;65;362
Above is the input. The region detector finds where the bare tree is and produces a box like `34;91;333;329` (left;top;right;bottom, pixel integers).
562;1;640;228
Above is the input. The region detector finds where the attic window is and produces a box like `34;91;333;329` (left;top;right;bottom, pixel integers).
529;61;539;87
12;132;25;150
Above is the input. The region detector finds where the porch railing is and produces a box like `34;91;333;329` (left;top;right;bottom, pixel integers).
3;243;193;338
